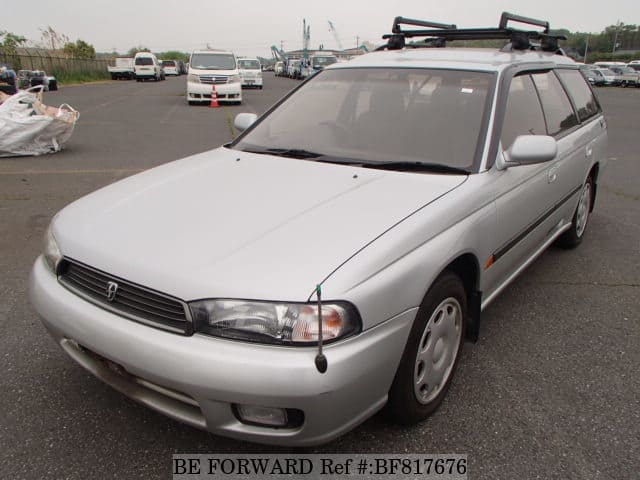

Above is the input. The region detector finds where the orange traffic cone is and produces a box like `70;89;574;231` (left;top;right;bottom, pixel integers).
209;85;219;108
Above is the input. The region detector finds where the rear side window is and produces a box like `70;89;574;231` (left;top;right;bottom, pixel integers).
556;70;600;122
501;75;547;150
531;71;578;136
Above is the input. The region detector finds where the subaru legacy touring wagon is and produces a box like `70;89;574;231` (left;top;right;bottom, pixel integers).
30;13;607;446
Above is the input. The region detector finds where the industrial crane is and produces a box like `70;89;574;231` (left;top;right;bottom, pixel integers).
328;20;343;50
303;19;311;58
270;45;288;62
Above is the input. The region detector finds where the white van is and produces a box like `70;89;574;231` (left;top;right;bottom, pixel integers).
186;50;242;105
237;57;263;89
134;52;164;82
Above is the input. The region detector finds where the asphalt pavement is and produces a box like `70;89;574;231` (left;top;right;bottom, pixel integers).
0;75;638;479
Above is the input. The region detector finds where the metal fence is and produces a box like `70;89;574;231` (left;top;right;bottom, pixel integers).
0;51;110;76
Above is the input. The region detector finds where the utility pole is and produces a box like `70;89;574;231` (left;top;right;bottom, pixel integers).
612;21;621;57
584;35;590;63
356;35;359;50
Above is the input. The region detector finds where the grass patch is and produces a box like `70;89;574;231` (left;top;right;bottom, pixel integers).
51;69;111;85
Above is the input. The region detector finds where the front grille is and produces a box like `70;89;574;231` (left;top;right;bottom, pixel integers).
199;75;228;85
58;258;192;335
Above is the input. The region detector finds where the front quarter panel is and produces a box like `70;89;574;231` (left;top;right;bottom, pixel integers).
321;174;497;331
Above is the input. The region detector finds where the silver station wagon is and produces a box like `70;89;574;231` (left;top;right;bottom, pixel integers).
30;13;607;446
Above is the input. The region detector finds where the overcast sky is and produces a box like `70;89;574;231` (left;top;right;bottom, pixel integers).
4;0;638;57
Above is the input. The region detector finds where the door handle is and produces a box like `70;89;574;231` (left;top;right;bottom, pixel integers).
547;166;558;183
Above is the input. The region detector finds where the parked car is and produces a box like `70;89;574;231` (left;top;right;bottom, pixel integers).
310;54;338;73
287;59;301;78
162;60;180;76
16;70;58;91
108;57;135;80
237;57;263;89
609;66;639;87
274;61;285;76
591;67;621;86
579;65;605;86
186;50;242;105
0;65;18;94
134;52;164;82
30;13;607;447
627;62;640;72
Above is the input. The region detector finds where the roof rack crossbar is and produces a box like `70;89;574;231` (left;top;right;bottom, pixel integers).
383;28;565;42
380;12;566;52
392;16;456;34
499;12;549;33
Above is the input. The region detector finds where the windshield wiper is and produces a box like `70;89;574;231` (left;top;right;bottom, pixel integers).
361;161;469;175
242;148;327;159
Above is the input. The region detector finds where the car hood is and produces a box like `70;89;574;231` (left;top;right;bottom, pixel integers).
54;148;466;301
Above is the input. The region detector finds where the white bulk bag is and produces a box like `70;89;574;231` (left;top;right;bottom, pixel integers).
0;88;79;157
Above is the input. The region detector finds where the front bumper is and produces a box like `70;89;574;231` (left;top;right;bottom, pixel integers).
29;256;414;446
187;81;242;102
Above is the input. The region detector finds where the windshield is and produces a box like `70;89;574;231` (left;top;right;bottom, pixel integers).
190;53;236;70
599;68;615;75
619;67;635;74
238;59;261;70
313;56;337;68
162;61;175;67
234;68;493;171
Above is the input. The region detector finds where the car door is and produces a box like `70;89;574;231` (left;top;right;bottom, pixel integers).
482;73;563;301
526;70;587;227
554;68;607;215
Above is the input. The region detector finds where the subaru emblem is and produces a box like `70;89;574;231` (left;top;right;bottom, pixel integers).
106;281;119;302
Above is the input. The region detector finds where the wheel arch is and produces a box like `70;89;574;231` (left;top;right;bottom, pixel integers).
588;162;600;212
440;253;482;342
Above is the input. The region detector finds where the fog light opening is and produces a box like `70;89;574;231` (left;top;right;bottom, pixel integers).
233;404;304;429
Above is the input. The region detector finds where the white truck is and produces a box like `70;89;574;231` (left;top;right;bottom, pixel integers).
300;54;338;79
108;57;135;80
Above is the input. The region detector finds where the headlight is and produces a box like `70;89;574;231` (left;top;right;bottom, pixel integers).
228;75;240;84
190;299;360;345
187;74;200;83
43;222;62;273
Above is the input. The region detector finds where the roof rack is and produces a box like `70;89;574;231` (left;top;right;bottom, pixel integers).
378;12;567;53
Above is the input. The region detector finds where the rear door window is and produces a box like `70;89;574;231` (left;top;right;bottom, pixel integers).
556;69;601;122
531;71;578;137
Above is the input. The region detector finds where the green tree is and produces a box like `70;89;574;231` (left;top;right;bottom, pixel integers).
63;39;96;59
0;30;27;56
127;46;150;56
156;50;189;62
0;31;27;69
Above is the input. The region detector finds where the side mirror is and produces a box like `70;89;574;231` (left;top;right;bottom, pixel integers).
234;113;258;132
499;135;557;169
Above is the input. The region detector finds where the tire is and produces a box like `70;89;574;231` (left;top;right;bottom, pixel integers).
49;80;58;91
555;175;594;249
386;271;466;424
